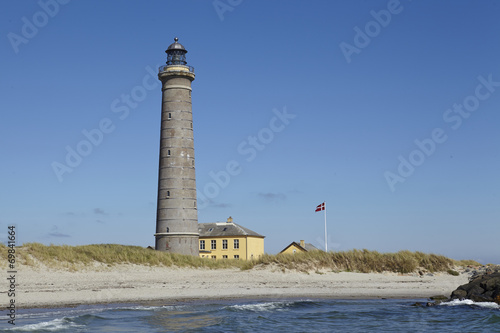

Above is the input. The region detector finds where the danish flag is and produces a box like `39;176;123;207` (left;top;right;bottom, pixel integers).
315;202;325;212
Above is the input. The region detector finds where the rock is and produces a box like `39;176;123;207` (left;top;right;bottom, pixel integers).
449;272;500;304
470;294;493;303
429;295;448;301
482;275;500;290
450;289;467;299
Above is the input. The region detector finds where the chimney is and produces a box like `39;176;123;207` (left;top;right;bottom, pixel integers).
227;216;233;223
300;240;305;248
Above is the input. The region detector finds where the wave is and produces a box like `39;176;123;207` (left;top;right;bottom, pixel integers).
15;307;109;321
16;303;186;321
10;317;85;332
227;300;314;312
440;299;500;310
120;304;188;312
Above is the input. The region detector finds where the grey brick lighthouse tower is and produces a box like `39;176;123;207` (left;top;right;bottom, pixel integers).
155;38;199;255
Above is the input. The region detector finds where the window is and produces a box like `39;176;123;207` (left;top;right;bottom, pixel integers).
222;255;228;259
200;240;205;250
234;255;239;260
211;255;216;259
222;240;228;249
168;112;172;119
234;239;239;249
166;191;170;198
211;240;216;250
167;150;171;156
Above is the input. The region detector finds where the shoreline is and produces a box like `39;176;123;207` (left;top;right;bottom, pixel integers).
16;295;437;311
14;264;469;309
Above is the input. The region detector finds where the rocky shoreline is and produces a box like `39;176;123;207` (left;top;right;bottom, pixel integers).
449;265;500;304
421;265;500;306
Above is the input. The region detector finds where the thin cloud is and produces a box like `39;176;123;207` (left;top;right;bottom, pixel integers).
198;198;232;209
48;225;70;238
94;208;107;215
48;232;71;238
258;192;286;200
213;202;232;208
63;211;85;217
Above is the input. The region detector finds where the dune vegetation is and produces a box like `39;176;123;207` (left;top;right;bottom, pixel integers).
241;250;480;274
0;243;480;273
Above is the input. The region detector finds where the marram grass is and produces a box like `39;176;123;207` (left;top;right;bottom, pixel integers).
0;243;247;270
243;249;480;273
0;243;480;273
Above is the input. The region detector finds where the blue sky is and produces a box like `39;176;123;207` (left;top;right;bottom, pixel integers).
1;0;499;264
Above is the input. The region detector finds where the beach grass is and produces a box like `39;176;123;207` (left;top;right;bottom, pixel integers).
242;249;479;273
0;243;480;273
0;243;247;270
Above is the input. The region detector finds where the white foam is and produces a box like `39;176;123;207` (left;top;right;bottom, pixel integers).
229;301;295;312
440;299;500;309
11;317;84;331
121;304;187;311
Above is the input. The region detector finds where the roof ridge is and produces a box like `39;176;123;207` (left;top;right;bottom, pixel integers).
233;223;248;235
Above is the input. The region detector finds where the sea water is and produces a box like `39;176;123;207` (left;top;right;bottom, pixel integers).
1;298;499;332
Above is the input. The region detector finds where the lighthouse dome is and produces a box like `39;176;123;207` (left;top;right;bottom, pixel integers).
167;37;187;52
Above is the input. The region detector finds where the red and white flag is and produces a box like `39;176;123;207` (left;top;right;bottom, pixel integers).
315;202;325;212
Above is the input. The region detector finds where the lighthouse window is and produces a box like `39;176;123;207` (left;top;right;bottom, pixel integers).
168;113;171;119
166;191;170;197
167;150;171;156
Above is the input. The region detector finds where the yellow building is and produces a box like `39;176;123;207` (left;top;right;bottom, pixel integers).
198;217;264;260
279;240;319;255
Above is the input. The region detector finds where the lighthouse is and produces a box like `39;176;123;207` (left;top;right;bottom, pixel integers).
155;38;199;255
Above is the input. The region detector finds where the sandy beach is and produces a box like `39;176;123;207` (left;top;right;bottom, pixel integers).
14;264;469;308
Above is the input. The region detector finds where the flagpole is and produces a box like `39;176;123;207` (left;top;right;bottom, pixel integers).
324;201;327;252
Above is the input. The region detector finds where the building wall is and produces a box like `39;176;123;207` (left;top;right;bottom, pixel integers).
199;236;264;260
246;237;265;260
